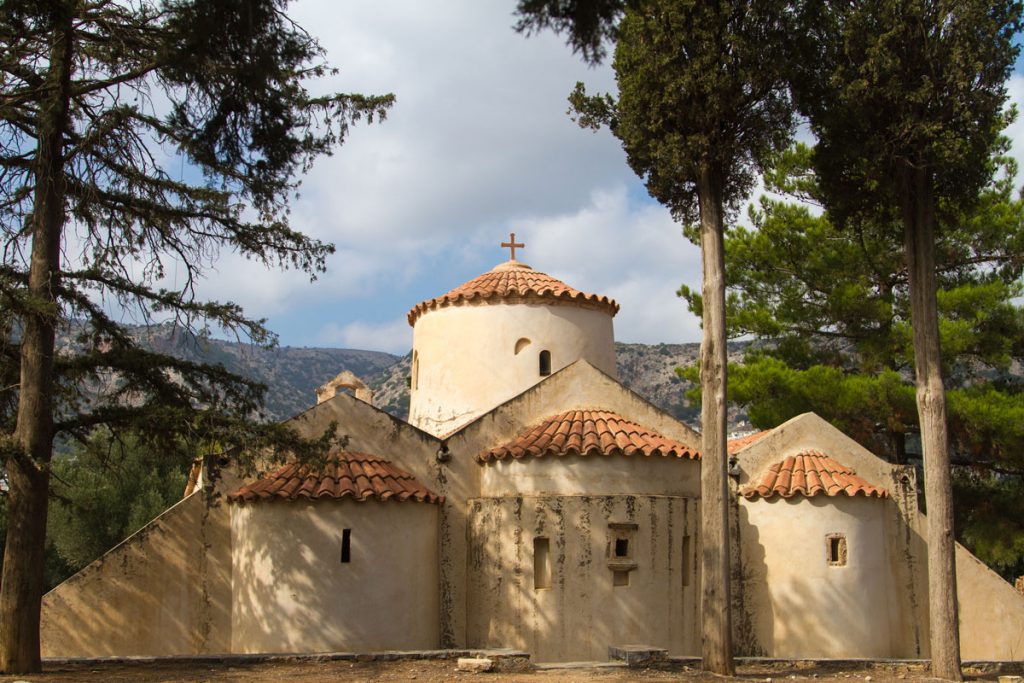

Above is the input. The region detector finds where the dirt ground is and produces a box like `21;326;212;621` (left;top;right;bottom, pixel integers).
3;659;1021;683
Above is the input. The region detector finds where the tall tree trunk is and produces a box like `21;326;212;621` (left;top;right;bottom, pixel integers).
901;164;962;682
0;5;73;674
697;165;734;676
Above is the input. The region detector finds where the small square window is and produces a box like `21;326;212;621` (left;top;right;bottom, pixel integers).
607;522;638;575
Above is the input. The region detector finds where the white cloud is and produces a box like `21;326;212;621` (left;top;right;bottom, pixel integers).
511;186;704;344
285;0;628;246
172;2;1023;354
315;317;413;355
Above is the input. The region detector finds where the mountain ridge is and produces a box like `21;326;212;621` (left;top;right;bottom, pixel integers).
104;325;750;431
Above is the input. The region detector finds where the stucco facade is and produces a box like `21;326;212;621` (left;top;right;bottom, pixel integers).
409;300;617;437
41;489;233;657
39;258;1024;664
231;499;439;653
739;495;896;657
467;494;700;662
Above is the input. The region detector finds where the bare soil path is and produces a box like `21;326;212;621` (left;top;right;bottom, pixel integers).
2;659;1020;683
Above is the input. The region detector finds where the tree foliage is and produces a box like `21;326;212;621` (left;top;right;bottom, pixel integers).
565;0;794;670
568;1;792;225
514;0;625;64
681;142;1024;578
46;430;190;578
0;0;390;671
1;0;391;451
787;3;1021;674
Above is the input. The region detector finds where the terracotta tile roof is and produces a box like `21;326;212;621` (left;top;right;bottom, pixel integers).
740;450;888;500
408;260;619;325
728;430;771;453
228;451;443;504
478;409;700;462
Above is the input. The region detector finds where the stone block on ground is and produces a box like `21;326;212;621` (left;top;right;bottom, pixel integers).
997;676;1023;683
458;657;494;673
607;644;668;668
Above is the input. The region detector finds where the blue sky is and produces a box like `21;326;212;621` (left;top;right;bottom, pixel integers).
188;2;1024;355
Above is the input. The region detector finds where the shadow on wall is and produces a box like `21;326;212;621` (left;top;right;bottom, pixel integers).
41;490;232;657
734;501;773;656
466;492;700;663
230;498;440;654
739;496;901;659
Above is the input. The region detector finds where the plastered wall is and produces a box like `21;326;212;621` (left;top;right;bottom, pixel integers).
41;489;232;657
956;543;1024;660
467;494;699;662
230;499;440;653
738;495;896;657
409;302;616;437
442;360;701;648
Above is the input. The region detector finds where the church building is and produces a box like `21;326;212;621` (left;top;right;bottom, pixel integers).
39;238;1024;663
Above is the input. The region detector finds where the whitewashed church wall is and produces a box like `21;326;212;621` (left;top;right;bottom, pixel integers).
230;500;440;653
954;542;1024;660
41;490;233;657
737;495;897;658
286;391;443;491
409;302;617;437
466;494;699;662
480;456;700;498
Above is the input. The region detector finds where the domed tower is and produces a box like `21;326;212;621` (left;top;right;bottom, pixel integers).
407;235;619;437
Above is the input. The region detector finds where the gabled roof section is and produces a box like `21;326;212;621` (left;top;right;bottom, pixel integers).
740;450;888;500
228;451;443;504
478;409;700;462
408;260;619;325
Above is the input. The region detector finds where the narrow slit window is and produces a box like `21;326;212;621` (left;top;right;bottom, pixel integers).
539;350;551;376
681;535;691;586
411;352;419;390
615;538;629;558
534;537;551;589
826;533;847;566
341;528;352;563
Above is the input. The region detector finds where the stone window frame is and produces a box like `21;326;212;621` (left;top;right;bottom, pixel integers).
826;533;848;567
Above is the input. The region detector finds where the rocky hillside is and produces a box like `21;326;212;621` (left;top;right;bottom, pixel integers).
93;324;400;420
98;325;751;431
365;341;753;431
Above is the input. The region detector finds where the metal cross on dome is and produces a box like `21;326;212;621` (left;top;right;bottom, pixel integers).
501;232;525;261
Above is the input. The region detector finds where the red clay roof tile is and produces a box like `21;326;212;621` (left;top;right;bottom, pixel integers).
727;430;771;453
740;449;888;500
228;451;443;504
408;261;619;325
478;409;700;462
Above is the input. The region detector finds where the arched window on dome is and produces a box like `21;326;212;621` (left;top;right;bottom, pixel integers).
514;337;531;354
539;350;551;377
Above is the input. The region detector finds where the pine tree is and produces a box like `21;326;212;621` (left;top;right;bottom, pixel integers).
788;1;1021;677
0;0;391;672
680;143;1024;580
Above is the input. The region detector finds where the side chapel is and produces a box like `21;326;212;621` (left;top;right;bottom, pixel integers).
40;236;1024;662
